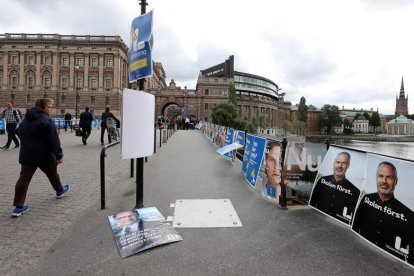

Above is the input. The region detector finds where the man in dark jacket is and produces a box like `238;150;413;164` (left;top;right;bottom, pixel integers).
12;98;70;217
100;107;120;145
79;106;94;145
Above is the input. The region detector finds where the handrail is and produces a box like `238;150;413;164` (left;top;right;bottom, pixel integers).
100;141;120;209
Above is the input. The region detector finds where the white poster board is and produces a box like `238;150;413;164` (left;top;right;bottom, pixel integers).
121;89;154;159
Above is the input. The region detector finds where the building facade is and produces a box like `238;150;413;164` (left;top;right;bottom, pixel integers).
386;115;414;135
196;55;290;128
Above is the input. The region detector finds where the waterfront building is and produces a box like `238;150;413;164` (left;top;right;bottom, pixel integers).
290;104;321;134
386;115;414;135
352;115;369;133
395;77;408;116
339;107;386;133
197;55;290;128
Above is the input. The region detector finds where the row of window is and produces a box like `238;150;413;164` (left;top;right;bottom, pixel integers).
234;74;278;92
6;93;112;107
203;89;228;96
0;55;113;68
0;75;113;90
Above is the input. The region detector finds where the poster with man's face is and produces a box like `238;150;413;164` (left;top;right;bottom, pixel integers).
352;154;414;267
309;146;365;225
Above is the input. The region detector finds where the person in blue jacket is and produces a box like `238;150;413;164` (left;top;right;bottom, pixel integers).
11;98;70;217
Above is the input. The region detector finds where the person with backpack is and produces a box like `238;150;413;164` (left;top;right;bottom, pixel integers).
100;107;120;145
0;101;21;150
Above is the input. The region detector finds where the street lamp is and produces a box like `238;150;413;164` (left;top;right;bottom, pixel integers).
75;65;80;119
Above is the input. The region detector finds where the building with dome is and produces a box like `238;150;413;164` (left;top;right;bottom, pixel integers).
386;115;414;135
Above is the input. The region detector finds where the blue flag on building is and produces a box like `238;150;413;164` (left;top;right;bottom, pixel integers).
128;10;154;83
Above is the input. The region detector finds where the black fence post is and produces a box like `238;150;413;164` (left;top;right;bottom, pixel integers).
130;159;134;178
100;141;120;209
324;138;330;150
279;138;288;209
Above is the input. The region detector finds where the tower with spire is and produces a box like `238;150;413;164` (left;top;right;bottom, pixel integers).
395;76;408;116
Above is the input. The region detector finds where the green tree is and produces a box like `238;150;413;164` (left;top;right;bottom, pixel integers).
258;115;268;129
281;120;293;135
363;112;371;121
293;120;307;136
297;96;308;122
233;117;255;134
353;112;362;121
370;112;381;135
228;83;237;107
343;118;353;135
318;104;342;134
211;103;238;127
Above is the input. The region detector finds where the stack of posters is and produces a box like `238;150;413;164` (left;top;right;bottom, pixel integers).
108;207;182;258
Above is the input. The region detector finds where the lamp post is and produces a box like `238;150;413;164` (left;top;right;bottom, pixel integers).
75;65;80;119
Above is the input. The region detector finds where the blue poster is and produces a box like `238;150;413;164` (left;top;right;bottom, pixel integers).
245;136;267;188
236;131;245;146
128;10;154;83
241;134;254;175
223;128;235;159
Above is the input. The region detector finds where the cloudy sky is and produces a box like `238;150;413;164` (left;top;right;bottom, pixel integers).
1;0;413;115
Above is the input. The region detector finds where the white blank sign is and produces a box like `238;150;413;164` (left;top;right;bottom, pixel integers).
121;89;154;159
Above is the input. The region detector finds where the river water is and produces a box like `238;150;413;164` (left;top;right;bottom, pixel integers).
334;140;414;161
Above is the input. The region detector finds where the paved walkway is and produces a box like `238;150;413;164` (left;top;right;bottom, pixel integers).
1;129;413;276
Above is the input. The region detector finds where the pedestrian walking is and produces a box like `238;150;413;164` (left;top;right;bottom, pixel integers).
100;107;120;145
0;101;21;150
79;107;94;145
64;112;73;132
12;98;69;217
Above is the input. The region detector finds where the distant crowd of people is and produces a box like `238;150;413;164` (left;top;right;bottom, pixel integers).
156;115;199;130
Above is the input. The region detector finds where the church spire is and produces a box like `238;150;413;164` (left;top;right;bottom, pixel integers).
400;76;405;98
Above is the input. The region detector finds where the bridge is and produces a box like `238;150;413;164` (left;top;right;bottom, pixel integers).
0;129;412;275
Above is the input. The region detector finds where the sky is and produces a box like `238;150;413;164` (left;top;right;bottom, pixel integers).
1;0;414;115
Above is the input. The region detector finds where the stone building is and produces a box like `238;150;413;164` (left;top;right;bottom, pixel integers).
0;33;132;117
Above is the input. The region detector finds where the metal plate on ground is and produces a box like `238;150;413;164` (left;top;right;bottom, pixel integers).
172;199;242;228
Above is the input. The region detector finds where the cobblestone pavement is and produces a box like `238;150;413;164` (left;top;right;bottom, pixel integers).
0;128;153;276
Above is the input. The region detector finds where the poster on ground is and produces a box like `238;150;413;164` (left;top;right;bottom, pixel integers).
108;207;183;258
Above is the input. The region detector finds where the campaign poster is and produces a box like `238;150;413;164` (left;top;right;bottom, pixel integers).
260;139;282;203
283;142;327;204
128;10;153;82
352;154;414;267
236;130;245;146
223;128;235;159
108;207;182;258
245;136;267;188
309;146;365;226
241;133;254;175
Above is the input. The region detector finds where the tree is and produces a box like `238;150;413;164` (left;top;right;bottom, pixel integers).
353;113;362;121
293;120;307;136
363;112;371;121
233;117;255;134
281;120;293;135
297;96;308;122
258;115;268;129
228;83;237;107
211;103;238;127
296;96;308;135
318;104;342;134
343;118;353;135
370;112;381;135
